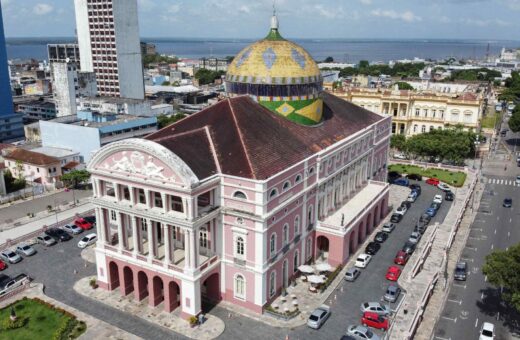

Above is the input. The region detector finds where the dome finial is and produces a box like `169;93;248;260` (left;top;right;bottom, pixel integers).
271;0;279;30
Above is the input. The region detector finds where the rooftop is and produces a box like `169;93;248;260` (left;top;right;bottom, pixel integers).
78;96;148;105
31;146;78;159
145;85;201;95
146;92;384;180
3;148;59;166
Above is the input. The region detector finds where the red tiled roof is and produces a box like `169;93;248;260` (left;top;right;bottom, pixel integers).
146;92;384;180
63;161;80;170
4;148;60;166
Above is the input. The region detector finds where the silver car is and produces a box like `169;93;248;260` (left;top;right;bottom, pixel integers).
346;325;380;340
15;244;36;256
360;302;391;316
0;250;22;264
344;268;361;282
307;305;331;329
62;224;83;235
382;223;396;233
383;284;401;303
37;234;57;247
408;232;421;244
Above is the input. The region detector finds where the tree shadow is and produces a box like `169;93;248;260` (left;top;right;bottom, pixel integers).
476;287;520;335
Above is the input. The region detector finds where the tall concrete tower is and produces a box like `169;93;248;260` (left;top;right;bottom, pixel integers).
74;0;144;100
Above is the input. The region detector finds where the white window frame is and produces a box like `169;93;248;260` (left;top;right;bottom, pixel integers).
270;233;277;256
233;191;247;200
269;271;276;297
234;274;246;300
294;216;300;235
235;235;245;257
282;224;289;245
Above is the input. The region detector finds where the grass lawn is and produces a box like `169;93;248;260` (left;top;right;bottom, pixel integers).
388;164;467;187
0;298;86;340
481;111;502;129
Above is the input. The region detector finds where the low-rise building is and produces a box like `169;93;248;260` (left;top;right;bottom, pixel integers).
30;146;82;172
3;147;62;186
77;97;152;116
336;86;483;136
18;100;57;121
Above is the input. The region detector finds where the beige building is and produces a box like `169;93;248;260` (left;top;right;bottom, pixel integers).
335;87;483;136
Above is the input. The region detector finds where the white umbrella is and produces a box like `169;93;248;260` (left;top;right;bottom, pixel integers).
298;265;315;274
316;263;332;272
307;275;325;284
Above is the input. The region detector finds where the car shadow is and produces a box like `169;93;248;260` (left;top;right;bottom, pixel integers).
476;287;520;335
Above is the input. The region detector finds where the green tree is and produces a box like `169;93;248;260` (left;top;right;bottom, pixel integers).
195;69;226;85
509;107;520;133
358;60;370;69
482;243;520;312
324;56;334;63
61;170;91;189
157;114;186;129
394;81;414;90
390;134;407;150
142;54;179;68
339;67;357;78
3;169;26;193
161;81;171;86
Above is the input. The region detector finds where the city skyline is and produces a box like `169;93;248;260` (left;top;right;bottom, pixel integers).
1;0;520;40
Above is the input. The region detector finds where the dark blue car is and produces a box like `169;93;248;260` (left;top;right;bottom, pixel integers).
425;207;437;217
393;178;410;187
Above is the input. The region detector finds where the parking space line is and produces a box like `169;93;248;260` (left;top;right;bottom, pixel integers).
448;299;462;305
494;229;497;234
475;318;478;327
481;292;485;299
465;246;477;251
453;283;467;289
491;244;494;250
460;257;473;262
434;336;451;340
441;316;457;323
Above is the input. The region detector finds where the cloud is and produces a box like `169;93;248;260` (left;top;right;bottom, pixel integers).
302;4;346;19
460;17;511;26
499;0;520;10
359;0;372;4
33;3;53;16
370;9;422;22
168;4;182;14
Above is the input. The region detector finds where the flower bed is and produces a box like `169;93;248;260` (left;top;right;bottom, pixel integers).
264;305;300;320
320;264;343;293
388;164;466;187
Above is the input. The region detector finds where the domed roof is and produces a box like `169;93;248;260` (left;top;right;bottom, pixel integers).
226;17;321;85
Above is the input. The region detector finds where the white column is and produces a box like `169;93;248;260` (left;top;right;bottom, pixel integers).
132;216;139;255
147;219;154;259
116;212;123;251
181;280;201;317
114;183;121;202
191;227;199;268
184;229;191;269
129;186;136;205
144;189;151;209
95;207;106;244
161;192;168;213
163;223;171;266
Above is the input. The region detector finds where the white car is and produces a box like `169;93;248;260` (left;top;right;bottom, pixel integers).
62;224;84;235
395;205;407;215
78;233;97;248
382;223;396;233
516;175;520;185
437;183;451;192
479;322;495;340
393;152;407;160
433;194;443;204
355;254;372;268
408;232;421;244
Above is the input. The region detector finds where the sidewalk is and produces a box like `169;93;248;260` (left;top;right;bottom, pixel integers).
0;202;94;244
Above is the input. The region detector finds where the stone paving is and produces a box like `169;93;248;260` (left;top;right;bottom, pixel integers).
0;283;140;340
74;276;225;340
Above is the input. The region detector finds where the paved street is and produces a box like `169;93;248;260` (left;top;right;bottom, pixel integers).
0;189;92;224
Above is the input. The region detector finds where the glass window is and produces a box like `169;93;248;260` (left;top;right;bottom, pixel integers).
235;275;245;299
421;125;426;133
233;191;247;200
282;181;290;191
295;174;302;183
269;189;278;199
294;216;300;235
269;271;276;297
236;236;244;256
270;233;276;255
293;251;299;273
283;224;289;245
170;196;183;212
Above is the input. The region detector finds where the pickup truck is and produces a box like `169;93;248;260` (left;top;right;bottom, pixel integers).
0;274;30;296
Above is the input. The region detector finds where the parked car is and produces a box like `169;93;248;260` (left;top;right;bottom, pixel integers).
438;183;451;192
433;194;443;204
407;191;418;203
479;322;495;340
0;250;22;264
355;254;372;268
393;152;407;160
46;228;73;242
402;241;416;255
406;173;422;181
408;232;421;244
360;302;392;316
414;223;427;235
388;171;401;183
382;223;396;233
385;266;402;281
425;207;437;217
409;184;422;195
454;261;468;281
430;202;441;211
0;275;10;292
83;216;96;226
390;213;402;223
426;177;440;186
384;284;401;303
307;305;331;329
393;178;410;187
37;234;57;247
75;218;94;230
0;274;30;296
419;213;431;224
445;191;455;201
15;244;36;257
516;176;520;185
78;233;97;248
365;242;381;255
500;129;507;137
374;232;388;243
346;325;380;340
0;261;6;271
344;268;361;282
361;312;389;331
401;200;411;209
395;205;407;216
62;224;84;235
394;250;410;265
503;198;513;208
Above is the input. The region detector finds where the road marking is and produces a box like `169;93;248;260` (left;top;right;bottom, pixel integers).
497;312;500;321
453;283;467;289
497;216;500;221
441;316;457;323
461;257;474;262
510;218;513;224
465;246;477;251
485;275;488;282
469;236;480;240
508;231;511;237
494;229;497;234
491;244;494;250
474;219;486;223
475;318;479;327
434;337;451;340
448;299;462;305
481;292;485;299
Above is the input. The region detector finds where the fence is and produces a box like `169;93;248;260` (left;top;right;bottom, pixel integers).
0;280;31;304
409;223;439;279
446;173;478;249
0;187;38;205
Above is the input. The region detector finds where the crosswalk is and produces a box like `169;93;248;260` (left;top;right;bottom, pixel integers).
487;178;520;186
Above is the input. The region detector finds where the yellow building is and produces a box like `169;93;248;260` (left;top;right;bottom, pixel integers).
334;87;484;136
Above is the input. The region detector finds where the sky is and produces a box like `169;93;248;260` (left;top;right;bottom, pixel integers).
1;0;520;40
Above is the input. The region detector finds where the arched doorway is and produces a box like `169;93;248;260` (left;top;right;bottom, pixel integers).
202;273;220;304
349;231;357;257
282;259;289;289
316;235;330;260
122;266;134;296
136;271;149;301
151;276;164;307
108;261;120;290
366;213;372;234
358;222;364;244
380;199;386;219
166;281;180;312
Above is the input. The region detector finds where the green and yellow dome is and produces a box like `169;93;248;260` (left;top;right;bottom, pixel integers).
225;15;323;126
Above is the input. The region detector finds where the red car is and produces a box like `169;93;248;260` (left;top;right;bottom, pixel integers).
426;177;440;186
386;266;402;281
0;260;7;271
394;250;410;265
75;218;93;230
361;311;389;331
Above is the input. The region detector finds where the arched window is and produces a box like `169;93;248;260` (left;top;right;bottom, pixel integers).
306;238;312;260
233;191;247;200
269;271;276;297
270;233;277;255
199;227;208;248
293;251;299;273
283;224;289;245
294;216;300;235
282;181;291;191
295;174;302;183
234;274;245;300
269;188;278;200
236;236;245;256
308;205;313;225
308;167;314;175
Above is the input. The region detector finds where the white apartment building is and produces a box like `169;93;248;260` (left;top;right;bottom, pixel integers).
52;62;97;117
74;0;144;100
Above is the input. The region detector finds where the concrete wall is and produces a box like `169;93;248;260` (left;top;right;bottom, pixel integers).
52;62;77;117
74;0;93;73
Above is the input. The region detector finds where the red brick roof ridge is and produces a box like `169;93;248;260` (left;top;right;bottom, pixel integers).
151;126;209;143
204;125;222;174
226;97;255;178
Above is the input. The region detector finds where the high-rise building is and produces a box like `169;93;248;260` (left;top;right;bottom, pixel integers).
0;3;24;142
47;44;81;64
74;0;144;100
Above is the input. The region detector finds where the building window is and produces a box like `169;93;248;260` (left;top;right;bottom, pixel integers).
391;122;396;134
295;174;302;183
110;210;116;221
283;224;289;245
282;181;291;192
236;236;245;256
270;233;277;255
440;110;444;118
421;125;426;133
430;126;434;131
423;109;428;117
269;189;278;200
306;238;312;260
200;228;208;248
432;109;436;118
233;191;247;200
413;124;418;133
293;251;299;273
294;216;300;235
138;189;146;204
170;196;183;212
415;109;420;116
154;192;163;208
269;271;276;297
234;274;245;300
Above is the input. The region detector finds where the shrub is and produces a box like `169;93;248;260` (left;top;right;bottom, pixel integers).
89;278;98;289
0;316;28;331
320;264;344;293
188;316;198;326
